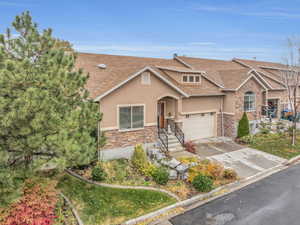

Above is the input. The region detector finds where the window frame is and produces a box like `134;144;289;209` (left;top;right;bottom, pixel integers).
244;91;256;112
141;72;151;85
182;74;201;84
117;104;145;131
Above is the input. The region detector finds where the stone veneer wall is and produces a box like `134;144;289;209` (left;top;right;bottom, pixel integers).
103;126;157;150
217;113;236;138
235;78;264;121
223;113;236;137
217;113;222;136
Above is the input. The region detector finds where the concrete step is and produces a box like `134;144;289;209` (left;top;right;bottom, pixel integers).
169;146;185;152
168;142;182;148
168;139;180;145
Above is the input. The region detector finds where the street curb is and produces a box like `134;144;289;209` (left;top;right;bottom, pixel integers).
123;181;238;225
122;164;287;225
65;169;180;201
284;155;300;166
60;192;84;225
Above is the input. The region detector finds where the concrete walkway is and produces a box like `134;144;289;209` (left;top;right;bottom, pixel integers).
208;148;286;179
193;138;286;179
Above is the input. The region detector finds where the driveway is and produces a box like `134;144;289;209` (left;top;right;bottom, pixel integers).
170;164;300;225
194;138;286;179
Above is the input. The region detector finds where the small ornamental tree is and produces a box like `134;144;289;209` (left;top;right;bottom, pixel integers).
237;112;250;138
0;11;103;170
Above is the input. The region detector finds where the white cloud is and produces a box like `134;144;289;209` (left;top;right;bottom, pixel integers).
0;1;33;7
193;5;300;19
73;42;284;62
188;42;216;46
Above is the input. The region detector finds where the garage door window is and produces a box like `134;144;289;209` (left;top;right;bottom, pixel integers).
119;105;144;130
244;91;255;112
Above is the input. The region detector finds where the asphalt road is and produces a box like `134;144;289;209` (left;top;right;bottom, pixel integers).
170;163;300;225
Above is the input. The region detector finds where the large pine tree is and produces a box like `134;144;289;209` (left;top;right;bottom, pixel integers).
0;12;102;169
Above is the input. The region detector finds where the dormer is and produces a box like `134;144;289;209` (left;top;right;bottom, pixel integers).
182;74;201;84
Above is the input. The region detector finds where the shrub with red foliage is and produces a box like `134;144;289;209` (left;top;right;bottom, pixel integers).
3;179;58;225
184;141;196;154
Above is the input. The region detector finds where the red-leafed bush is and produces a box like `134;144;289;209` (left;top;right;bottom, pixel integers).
3;179;58;225
184;141;196;154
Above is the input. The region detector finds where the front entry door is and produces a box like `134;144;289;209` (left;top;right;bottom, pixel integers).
158;102;165;128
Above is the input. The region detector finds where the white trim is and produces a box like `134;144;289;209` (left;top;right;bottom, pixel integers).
157;94;180;100
156;66;204;73
236;74;268;91
145;122;157;126
250;70;273;89
244;91;256;112
101;126;118;131
181;109;218;115
201;73;224;88
259;65;295;71
173;56;194;69
222;89;236;92
117;104;146;131
94;66;189;101
232;59;286;88
258;72;286;87
175;119;183;123
223;112;235;116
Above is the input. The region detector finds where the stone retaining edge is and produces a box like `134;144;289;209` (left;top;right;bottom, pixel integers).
59;192;84;225
65;169;180;201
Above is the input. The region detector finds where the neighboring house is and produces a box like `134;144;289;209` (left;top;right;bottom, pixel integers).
75;53;288;152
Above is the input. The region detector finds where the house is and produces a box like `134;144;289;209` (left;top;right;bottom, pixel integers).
76;53;288;153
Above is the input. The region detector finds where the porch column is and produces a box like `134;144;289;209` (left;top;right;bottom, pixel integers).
175;97;184;122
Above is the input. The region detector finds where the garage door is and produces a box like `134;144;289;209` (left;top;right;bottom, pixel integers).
183;113;215;141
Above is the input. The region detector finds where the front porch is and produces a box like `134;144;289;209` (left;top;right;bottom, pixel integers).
157;96;185;153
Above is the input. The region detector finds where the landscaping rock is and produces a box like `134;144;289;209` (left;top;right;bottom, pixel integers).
169;169;178;180
147;148;160;158
161;158;181;169
176;164;189;173
156;152;166;161
178;172;188;180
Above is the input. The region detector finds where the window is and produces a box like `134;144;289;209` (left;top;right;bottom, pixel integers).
119;105;144;130
183;75;188;82
141;72;151;85
182;74;201;84
244;91;255;112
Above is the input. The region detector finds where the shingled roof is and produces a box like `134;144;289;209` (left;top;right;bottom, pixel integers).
76;52;288;99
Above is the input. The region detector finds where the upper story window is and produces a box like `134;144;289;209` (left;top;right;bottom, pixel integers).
244;91;255;112
141;72;151;85
182;74;201;84
119;105;144;130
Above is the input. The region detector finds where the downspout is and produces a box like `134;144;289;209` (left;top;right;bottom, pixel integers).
221;96;225;137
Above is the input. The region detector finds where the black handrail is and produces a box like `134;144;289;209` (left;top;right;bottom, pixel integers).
167;119;185;146
158;127;168;152
174;123;185;146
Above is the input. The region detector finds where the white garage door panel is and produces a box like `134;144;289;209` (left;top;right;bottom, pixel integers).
183;113;214;140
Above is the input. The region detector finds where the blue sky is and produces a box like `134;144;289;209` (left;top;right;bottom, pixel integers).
1;0;300;62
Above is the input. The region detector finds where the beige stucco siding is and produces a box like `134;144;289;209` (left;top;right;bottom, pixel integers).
223;92;235;113
182;96;222;113
100;72;181;129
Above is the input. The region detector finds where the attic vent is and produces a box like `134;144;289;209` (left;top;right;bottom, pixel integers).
97;64;107;69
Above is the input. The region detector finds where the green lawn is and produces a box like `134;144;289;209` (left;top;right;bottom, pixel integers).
248;133;300;159
57;174;176;225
